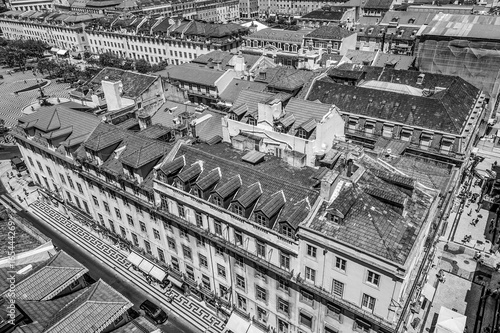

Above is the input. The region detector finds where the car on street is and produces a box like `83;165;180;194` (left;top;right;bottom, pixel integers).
140;300;168;324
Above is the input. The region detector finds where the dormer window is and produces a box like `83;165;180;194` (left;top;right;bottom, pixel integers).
368;28;374;34
174;179;184;190
397;30;404;37
233;203;244;216
229;113;238;121
212;195;223;207
408;18;415;24
327;213;340;224
255;213;267;227
192;187;202;198
280;224;294;238
248;117;257;126
297;128;308;139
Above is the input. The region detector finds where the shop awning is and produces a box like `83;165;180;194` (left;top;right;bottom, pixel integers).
126;252;143;266
57;49;68;55
224;312;250;333
150;266;167;281
127;251;167;281
167;275;184;289
50;47;60;53
138;259;154;273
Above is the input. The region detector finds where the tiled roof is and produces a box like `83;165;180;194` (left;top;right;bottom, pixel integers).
306;71;478;134
172;20;248;38
247;28;310;43
196;168;221;191
300;9;344;21
192;50;234;68
14;251;88;301
278;199;311;228
380;10;437;26
12;322;44;333
194;109;225;143
308;155;437;265
306;25;354;40
0;218;41;258
159;63;225;86
230;89;275;116
234;182;262;208
362;0;392;9
83;124;125;151
152;17;172;32
89;67;159;99
109;316;159;333
281;98;337;139
138;124;171;140
419;12;500;40
220;79;267;104
42;280;132;333
177;162;202;183
17;103;101;148
258;67;315;91
159;143;319;229
120;141;169;169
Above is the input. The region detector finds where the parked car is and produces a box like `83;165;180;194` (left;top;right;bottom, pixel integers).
140;300;168;324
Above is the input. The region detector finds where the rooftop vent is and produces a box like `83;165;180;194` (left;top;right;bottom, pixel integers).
417;73;425;85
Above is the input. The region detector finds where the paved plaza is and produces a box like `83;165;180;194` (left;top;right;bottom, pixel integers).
0;68;72;127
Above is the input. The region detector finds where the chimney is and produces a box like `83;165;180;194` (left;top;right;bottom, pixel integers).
101;79;124;112
346;159;353;177
320;170;339;202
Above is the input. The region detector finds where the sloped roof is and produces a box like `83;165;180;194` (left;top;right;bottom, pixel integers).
306;25;354;40
281;98;337;139
362;0;392;9
420;12;500;40
89;67;159;99
14;251;88;301
220;79;267;104
159;63;225;86
152;17;172;32
306;72;478;134
257;67;315;91
380;10;437;26
229;89;275;117
171;20;248;38
159;143;319;228
17;103;101;147
301;9;345;21
110;316;159;333
247;28;310;43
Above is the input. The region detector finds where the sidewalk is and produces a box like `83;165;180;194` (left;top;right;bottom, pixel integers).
29;200;226;333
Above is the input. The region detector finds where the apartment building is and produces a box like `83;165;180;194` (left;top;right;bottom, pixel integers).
6;0;52;11
12;87;443;333
0;10;92;53
303;64;488;165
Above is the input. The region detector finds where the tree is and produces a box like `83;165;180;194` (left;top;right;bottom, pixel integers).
135;59;152;74
98;51;121;68
37;58;58;77
121;58;134;70
151;60;169;72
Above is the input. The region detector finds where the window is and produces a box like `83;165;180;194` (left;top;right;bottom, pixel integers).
233;204;244;216
214;221;222;235
256;241;266;258
278;319;289;333
215;244;225;256
46;166;53;177
36;161;43;172
297;128;308;139
59;173;66;184
237;294;247;311
354;319;371;333
114;208;122;219
235;255;244;267
163;219;172;231
76;183;83;194
278;277;289;292
167;237;176;251
186;264;195;280
158;248;165;262
305;267;316;283
119;226;126;238
199;253;208;268
280;252;290;270
255;214;267;227
171;257;180;271
202;274;210;289
179;227;188;239
217;264;226;278
280;224;294;238
97;214;104;226
300;289;314;306
178;204;185;218
192;187;202;198
92;195;99;206
103;202;110;213
307;245;317;257
140;221;147;233
182;245;192;260
362;294;376;311
367;271;380;286
332;279;344;298
335;257;346;271
256;285;267;303
299;312;313;329
28;157;34;166
195;212;203;227
257;307;267;323
255;265;267;282
127;214;134;226
131;233;139;246
153;228;160;240
108;220;115;233
236;274;245;290
83;201;89;214
278;297;289;315
144;240;152;254
234;230;243;245
212;195;222;207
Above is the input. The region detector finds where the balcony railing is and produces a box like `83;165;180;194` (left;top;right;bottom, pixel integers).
296;278;395;332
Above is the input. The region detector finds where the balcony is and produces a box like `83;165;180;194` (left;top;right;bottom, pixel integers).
296;278;395;332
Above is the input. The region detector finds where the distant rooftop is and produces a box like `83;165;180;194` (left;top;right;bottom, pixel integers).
420;12;500;40
246;28;310;44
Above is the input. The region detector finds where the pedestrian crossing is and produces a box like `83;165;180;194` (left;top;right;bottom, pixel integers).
29;200;226;333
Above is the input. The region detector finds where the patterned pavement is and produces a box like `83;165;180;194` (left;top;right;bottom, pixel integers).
29;200;226;333
0;69;72;127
